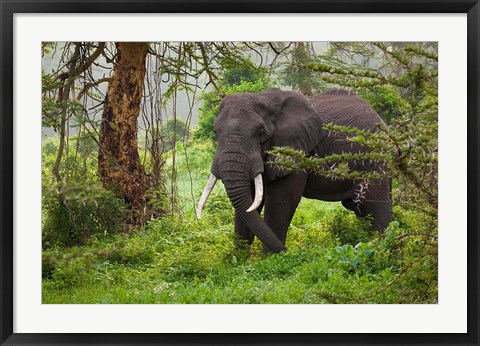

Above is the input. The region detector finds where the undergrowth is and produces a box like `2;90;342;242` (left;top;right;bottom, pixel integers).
42;198;437;304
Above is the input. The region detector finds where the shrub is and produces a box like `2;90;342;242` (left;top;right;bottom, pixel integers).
321;208;373;245
361;85;411;124
202;186;235;225
42;185;127;248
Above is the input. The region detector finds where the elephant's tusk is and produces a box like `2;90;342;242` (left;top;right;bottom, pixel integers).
246;174;263;213
196;174;217;219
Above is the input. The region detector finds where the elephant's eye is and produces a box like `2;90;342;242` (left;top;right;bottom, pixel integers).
258;129;266;142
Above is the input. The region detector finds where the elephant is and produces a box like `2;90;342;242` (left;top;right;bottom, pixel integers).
196;88;392;253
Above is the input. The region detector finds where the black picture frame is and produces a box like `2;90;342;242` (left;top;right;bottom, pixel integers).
1;1;478;345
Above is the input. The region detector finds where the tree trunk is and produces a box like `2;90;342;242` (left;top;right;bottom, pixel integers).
98;42;149;228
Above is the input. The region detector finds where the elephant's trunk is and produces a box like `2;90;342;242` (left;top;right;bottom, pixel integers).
218;152;286;253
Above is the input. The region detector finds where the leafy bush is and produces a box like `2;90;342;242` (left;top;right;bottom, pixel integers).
222;65;267;86
361;85;411;124
42;206;437;304
202;186;235;225
159;118;190;152
42;185;127;248
174;141;216;177
321;208;373;245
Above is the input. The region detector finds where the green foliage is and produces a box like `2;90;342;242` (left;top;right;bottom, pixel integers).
42;201;437;304
42;42;56;56
193;91;221;142
42;123;437;305
281;42;325;95
160;118;190;152
42;138;128;248
41;70;63;129
202;186;235;225
221;65;267;86
175;141;216;176
42;71;88;131
42;186;127;248
361;85;411;124
323;209;373;245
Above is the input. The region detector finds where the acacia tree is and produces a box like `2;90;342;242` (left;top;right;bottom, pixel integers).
271;42;438;213
98;42;149;227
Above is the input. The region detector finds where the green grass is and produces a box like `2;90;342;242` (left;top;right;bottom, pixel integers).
42;196;437;304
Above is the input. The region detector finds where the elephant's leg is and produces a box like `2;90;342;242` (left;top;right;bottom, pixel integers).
341;199;357;213
357;180;392;231
262;173;308;253
342;198;369;218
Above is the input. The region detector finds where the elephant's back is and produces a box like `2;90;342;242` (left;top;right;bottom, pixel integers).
309;90;385;170
309;90;384;131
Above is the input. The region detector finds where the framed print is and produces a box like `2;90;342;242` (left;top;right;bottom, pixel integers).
1;1;479;345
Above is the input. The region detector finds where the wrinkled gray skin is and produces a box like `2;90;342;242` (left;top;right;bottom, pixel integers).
210;88;392;253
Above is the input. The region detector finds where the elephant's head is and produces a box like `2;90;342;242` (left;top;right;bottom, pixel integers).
196;89;324;252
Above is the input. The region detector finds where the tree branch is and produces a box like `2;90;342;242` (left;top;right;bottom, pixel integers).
198;42;225;97
76;77;112;100
56;42;106;83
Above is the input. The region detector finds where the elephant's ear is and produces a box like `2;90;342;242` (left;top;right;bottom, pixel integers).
263;90;324;180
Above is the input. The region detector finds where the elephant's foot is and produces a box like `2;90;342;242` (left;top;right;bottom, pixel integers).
234;237;253;251
262;242;287;255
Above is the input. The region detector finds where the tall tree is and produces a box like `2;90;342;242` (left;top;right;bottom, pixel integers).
98;42;149;227
281;42;323;95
